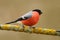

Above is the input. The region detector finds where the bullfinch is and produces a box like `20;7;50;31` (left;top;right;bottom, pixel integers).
6;9;42;29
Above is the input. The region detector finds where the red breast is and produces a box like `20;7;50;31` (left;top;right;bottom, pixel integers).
21;11;40;26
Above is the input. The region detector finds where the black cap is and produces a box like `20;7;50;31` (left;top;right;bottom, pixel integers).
33;9;42;15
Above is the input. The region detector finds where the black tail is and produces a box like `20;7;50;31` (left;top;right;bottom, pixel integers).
5;16;28;24
6;20;18;24
5;17;23;24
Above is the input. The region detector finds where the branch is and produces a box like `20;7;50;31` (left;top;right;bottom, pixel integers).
0;24;60;36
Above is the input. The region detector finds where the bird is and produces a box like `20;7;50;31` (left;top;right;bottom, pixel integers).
6;9;42;29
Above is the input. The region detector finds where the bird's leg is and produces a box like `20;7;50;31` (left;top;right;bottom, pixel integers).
22;24;25;31
16;21;25;31
31;26;35;29
27;26;35;33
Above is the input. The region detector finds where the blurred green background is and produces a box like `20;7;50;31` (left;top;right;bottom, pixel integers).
0;0;60;40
